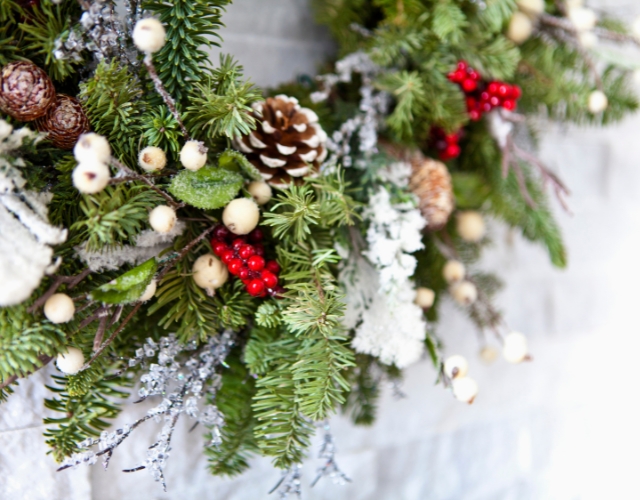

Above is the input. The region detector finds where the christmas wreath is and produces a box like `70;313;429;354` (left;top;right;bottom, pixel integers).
1;0;639;495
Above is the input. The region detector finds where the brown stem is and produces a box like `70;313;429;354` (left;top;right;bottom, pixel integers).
143;54;190;139
93;316;108;352
110;157;184;209
27;268;92;314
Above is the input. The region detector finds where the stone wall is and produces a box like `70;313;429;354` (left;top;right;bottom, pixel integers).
2;1;640;499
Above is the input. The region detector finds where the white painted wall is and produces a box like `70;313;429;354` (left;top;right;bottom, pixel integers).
3;1;640;499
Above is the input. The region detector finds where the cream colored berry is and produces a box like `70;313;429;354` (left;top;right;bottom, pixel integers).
516;0;544;16
503;331;529;364
456;211;486;242
568;7;597;32
247;181;273;205
222;198;260;235
139;279;157;302
566;0;583;7
149;205;177;234
56;347;85;375
132;18;166;54
588;90;608;114
180;140;208;171
452;377;478;404
443;260;465;283
72;161;111;194
579;31;597;49
192;253;229;295
138;146;167;172
479;346;499;364
444;355;469;380
73;133;111;164
507;12;533;44
44;293;75;324
415;287;436;309
451;280;478;306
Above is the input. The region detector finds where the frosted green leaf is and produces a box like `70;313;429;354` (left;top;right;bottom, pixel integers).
168;166;244;209
90;258;157;304
218;149;262;181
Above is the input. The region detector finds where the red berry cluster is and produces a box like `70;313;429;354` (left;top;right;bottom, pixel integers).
210;225;283;298
447;61;522;121
429;127;462;161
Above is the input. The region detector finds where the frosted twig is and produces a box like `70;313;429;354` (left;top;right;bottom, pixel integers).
143;54;190;139
269;464;302;498
310;422;351;488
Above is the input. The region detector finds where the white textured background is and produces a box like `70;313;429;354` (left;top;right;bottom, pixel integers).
3;1;640;498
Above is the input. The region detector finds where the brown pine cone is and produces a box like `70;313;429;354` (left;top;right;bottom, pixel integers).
408;154;455;230
0;61;56;122
233;95;328;188
35;94;90;150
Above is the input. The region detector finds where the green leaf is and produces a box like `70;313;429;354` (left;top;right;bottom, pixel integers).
90;258;157;304
168;166;243;210
218;149;262;181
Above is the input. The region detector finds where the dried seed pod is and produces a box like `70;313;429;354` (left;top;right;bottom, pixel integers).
35;94;90;149
409;154;455;230
233;95;328;188
0;61;56;121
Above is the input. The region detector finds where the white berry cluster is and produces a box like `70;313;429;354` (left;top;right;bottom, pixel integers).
444;355;479;404
72;133;112;194
507;0;545;45
442;259;477;306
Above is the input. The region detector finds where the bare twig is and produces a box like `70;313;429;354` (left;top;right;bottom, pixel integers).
27;268;92;314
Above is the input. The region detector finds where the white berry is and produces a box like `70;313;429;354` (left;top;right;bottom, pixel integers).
568;7;597;32
516;0;544;16
132;18;166;54
149;205;177;234
444;355;469;380
222;198;260;235
579;31;598;49
415;287;436;309
507;12;533;44
479;346;499;364
138;146;167;172
247;181;273;205
452;377;478;404
456;211;486;242
566;0;583;7
588;90;608;114
139;279;157;302
192;253;229;295
633;16;640;41
451;280;478;306
44;293;75;324
73;133;111;164
72;161;111;194
443;260;465;283
180;140;208;171
503;331;529;364
56;347;85;375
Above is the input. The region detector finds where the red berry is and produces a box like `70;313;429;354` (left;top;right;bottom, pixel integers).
247;279;265;296
462;79;477;92
447;72;458;83
213;225;230;240
487;82;499;95
480;91;490;101
239;244;255;259
457;61;468;70
440;144;460;161
241;278;252;287
468;70;480;81
220;249;234;264
502;99;516;111
254;244;265;257
465;97;477;110
238;267;250;280
469;110;481;121
451;69;466;83
247;255;265;271
511;85;522;99
212;242;227;256
248;229;264;243
261;270;278;288
265;260;281;274
232;238;245;249
445;133;459;144
228;258;243;275
482;102;492;113
498;84;509;97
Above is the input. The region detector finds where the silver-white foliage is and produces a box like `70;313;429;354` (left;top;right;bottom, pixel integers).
0;121;67;306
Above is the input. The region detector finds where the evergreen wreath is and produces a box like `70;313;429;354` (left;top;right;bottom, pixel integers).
1;0;639;494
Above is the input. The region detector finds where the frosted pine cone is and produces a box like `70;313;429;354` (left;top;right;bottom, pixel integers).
409;155;455;230
0;61;56;121
35;94;90;150
233;95;328;188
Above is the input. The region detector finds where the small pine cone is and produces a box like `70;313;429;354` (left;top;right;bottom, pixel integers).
409;155;455;230
35;94;90;150
0;61;56;121
233;95;328;188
